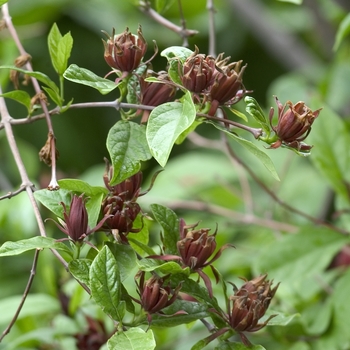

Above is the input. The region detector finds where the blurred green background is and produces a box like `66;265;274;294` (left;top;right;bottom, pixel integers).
1;0;350;349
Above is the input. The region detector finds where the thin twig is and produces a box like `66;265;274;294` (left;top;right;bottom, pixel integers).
139;1;198;38
2;3;58;188
0;185;27;200
0;85;69;266
0;249;40;341
168;199;298;233
0;100;154;129
223;133;350;235
177;0;189;47
206;0;216;56
201;113;263;139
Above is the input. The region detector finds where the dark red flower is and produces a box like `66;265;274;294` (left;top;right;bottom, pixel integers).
225;274;279;345
133;271;182;324
269;96;322;151
181;46;216;93
136;70;176;123
49;194;108;243
102;25;147;74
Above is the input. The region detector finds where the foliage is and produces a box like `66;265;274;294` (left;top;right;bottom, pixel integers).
1;1;350;350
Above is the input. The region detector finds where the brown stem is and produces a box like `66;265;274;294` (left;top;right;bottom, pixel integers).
168;199;298;233
139;1;198;38
223;134;350;236
206;0;217;56
0;249;40;341
203;113;263;139
2;4;58;188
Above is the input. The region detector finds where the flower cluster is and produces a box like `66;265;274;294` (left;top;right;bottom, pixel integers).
180;47;248;116
101;163;143;243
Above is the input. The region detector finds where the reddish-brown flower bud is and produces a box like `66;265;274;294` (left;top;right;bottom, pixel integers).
270;97;321;150
102;25;147;73
228;274;279;333
209;57;246;105
136;70;176;123
49;194;108;243
181;46;216;93
136;273;180;314
177;226;217;270
103;167;143;202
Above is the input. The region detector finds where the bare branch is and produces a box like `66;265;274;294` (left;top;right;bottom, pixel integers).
2;4;58;187
0;249;40;341
206;0;217;56
139;1;198;39
0;185;28;200
223;133;350;236
168;199;298;233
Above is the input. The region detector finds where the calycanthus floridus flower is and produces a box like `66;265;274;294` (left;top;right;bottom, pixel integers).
147;219;233;297
133;271;182;324
208;274;279;347
102;25;147;73
269;96;322;151
47;194;109;244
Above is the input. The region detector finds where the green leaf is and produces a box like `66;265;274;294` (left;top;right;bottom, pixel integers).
107;120;152;185
261;309;299;326
155;0;176;13
104;242;137;281
48;23;73;75
205;120;280;181
0;0;9;6
58;178;108;227
253;227;347;300
35;182;106;229
128;214;150;256
150;204;179;255
42;86;63;107
0;66;59;94
0;294;61;326
107;328;156;350
244;96;270;133
171;274;220;309
333;13;350;51
63;64;120;94
0;236;72;257
34;188;71;218
214;343;266;350
228;107;248;122
311;269;350;349
128;237;156;256
90;246;123;321
276;0;302;4
68;259;92;286
307;100;350;202
151;300;210;327
161;46;193;85
0;90;32;114
137;258;189;276
147;91;196;167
